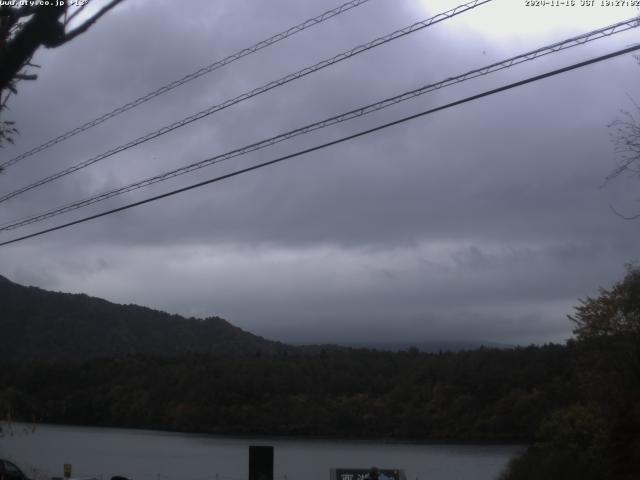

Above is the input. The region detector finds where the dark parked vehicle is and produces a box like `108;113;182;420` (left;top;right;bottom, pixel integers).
0;460;30;480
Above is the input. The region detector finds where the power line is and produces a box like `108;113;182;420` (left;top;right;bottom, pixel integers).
0;0;374;171
2;16;637;233
0;0;492;204
1;43;638;248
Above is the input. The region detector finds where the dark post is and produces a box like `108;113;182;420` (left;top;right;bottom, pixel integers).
249;445;274;480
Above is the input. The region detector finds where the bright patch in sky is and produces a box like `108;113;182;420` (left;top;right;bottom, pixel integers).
417;0;639;39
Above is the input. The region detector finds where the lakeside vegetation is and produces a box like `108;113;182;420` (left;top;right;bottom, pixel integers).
500;266;640;480
0;343;572;441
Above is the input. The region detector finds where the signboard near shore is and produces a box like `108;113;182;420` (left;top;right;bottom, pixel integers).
332;468;405;480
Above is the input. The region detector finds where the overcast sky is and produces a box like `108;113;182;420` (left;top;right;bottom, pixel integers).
1;0;639;345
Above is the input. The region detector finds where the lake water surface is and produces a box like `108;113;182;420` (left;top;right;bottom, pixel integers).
0;424;521;480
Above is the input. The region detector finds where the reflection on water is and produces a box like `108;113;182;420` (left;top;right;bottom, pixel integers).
0;424;521;480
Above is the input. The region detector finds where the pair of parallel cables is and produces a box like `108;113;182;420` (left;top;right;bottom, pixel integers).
0;0;493;202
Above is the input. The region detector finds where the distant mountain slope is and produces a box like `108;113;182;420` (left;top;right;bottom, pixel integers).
342;340;514;352
0;274;290;361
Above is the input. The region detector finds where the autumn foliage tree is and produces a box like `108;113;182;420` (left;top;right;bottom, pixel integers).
502;266;640;480
570;265;640;338
569;265;640;391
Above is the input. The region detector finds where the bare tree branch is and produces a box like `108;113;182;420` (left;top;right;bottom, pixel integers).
1;90;13;109
14;6;39;18
61;0;124;44
0;6;67;89
0;1;124;148
14;73;37;81
609;204;640;220
0;5;38;20
64;0;92;27
0;4;39;38
605;101;640;184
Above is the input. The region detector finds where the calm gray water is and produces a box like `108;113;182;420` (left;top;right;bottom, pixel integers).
0;424;521;480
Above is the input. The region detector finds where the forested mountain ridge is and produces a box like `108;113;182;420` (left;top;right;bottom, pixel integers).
0;273;578;442
0;344;574;441
0;274;290;360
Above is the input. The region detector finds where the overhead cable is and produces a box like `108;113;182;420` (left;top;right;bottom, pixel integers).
1;43;638;247
0;0;492;204
2;16;637;232
0;0;374;171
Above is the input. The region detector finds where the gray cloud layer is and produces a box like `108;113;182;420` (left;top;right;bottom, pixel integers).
1;0;638;345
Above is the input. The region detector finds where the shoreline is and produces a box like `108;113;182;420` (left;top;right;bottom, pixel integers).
3;420;527;447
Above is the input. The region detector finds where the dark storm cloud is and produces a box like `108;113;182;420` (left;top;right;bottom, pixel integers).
0;0;639;345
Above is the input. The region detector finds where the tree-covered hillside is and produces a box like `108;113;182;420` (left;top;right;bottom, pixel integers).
0;274;289;360
0;344;574;441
